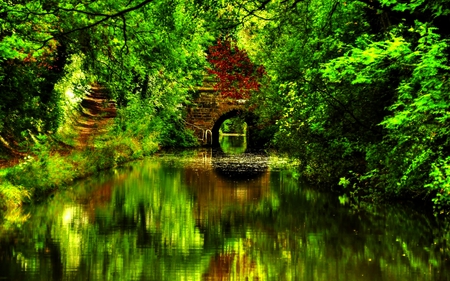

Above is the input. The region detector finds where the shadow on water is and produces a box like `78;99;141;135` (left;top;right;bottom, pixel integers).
212;135;268;180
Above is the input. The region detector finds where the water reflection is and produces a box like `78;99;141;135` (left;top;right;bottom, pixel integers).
0;149;449;281
214;135;268;180
219;135;247;154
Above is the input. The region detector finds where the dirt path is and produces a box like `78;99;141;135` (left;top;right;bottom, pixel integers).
0;85;116;169
75;85;116;148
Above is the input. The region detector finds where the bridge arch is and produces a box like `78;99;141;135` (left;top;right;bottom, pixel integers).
211;109;257;147
185;88;269;147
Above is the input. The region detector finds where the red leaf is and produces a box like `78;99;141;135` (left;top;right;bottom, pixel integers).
207;37;265;100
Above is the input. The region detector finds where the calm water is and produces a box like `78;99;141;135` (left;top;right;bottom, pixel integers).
0;136;449;280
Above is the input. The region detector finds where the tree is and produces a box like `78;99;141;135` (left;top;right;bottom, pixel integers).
0;0;213;151
207;37;265;99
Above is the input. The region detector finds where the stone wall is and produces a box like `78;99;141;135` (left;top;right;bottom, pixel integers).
185;88;247;144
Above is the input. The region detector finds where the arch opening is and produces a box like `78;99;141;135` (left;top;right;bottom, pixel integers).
211;110;257;148
219;116;247;154
219;117;247;136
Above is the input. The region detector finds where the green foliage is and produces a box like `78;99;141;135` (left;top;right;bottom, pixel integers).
5;135;75;195
236;0;374;183
0;0;214;216
427;157;450;214
373;22;450;208
380;0;450;16
0;0;212;154
1;0;450;213
113;84;197;148
220;117;246;134
232;0;450;211
0;125;160;211
322;20;450;208
0;0;65;143
156;116;198;147
0;179;30;209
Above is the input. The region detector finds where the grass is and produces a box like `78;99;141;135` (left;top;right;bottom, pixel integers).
0;128;160;228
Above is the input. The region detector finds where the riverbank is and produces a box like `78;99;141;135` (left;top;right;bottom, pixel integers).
0;87;160;226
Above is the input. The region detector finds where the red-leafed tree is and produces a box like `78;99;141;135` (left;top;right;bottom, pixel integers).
207;37;265;99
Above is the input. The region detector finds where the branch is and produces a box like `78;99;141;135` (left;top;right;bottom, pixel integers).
290;0;304;10
321;1;340;33
241;0;272;21
242;5;277;21
219;0;273;31
57;7;111;17
318;82;377;133
120;15;129;54
0;135;16;153
39;0;155;48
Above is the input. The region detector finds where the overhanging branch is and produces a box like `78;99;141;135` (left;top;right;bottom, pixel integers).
38;0;155;48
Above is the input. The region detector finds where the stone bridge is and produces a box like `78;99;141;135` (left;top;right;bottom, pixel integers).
185;79;255;146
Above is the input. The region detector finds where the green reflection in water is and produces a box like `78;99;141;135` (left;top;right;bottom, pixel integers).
219;135;247;154
0;150;449;281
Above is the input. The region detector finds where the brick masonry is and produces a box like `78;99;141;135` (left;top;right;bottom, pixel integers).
185;86;247;144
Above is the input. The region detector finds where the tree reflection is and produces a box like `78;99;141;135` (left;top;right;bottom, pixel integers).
0;152;449;281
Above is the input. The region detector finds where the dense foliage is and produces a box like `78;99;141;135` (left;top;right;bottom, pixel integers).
220;117;246;134
232;0;450;212
1;0;450;213
0;0;211;152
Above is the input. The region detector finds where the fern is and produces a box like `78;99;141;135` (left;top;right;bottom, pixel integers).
0;180;31;208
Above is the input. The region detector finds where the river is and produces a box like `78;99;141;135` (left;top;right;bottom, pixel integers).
0;136;449;280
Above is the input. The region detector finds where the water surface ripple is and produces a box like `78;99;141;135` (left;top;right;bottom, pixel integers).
0;145;449;280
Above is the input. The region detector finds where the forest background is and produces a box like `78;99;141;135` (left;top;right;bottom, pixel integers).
1;0;450;222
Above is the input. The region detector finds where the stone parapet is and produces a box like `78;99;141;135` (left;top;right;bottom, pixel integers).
186;89;248;144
